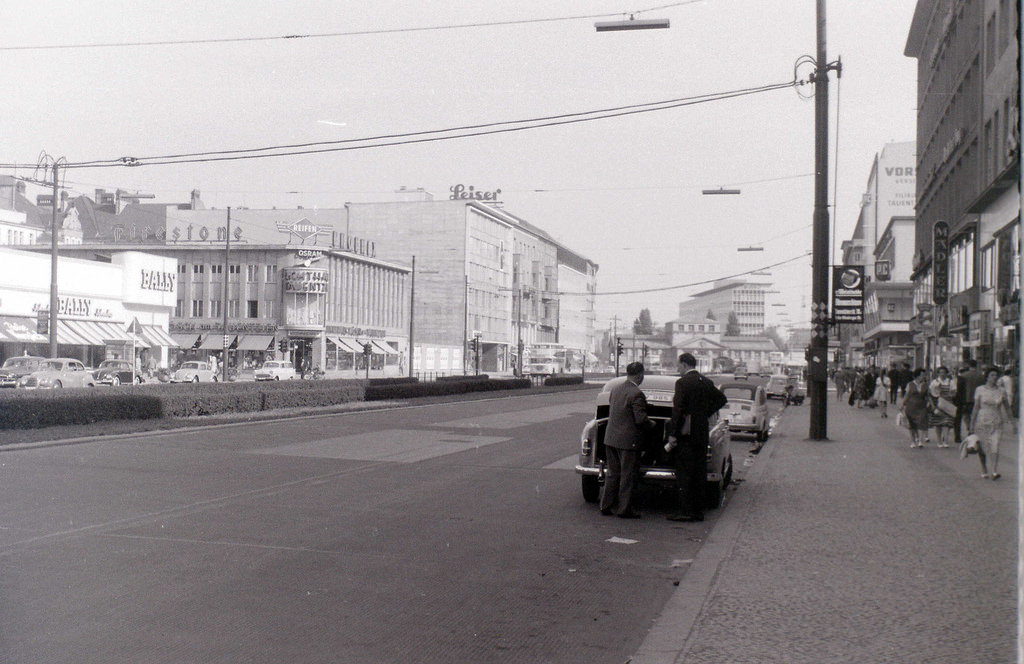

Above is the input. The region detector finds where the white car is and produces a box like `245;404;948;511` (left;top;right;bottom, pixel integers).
170;361;218;383
254;360;297;381
17;358;97;389
719;382;770;442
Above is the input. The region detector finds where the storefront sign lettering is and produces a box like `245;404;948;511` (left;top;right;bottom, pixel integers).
140;269;176;292
932;221;949;304
326;325;385;338
449;184;502;202
169;320;276;334
276;218;331;245
283;268;329;294
831;265;865;323
33;298;113;319
169;225;244;243
335;233;376;258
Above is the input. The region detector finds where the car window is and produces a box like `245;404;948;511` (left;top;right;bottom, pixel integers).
722;387;755;401
183;362;200;369
42;360;62;370
70;362;83;371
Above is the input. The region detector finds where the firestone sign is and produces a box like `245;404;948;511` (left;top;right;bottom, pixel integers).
832;265;865;324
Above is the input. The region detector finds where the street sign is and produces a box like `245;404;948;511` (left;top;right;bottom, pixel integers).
832;265;865;323
874;260;891;281
223;334;231;348
127;317;144;335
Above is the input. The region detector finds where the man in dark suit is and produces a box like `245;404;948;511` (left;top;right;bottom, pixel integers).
600;362;656;518
666;353;727;522
955;359;985;443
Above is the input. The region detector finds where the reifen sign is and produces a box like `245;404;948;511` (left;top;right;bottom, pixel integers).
932;221;949;305
832;265;865;324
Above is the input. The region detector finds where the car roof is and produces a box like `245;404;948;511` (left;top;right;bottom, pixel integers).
601;374;680;392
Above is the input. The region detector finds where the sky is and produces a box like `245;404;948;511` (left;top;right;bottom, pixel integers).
1;0;919;337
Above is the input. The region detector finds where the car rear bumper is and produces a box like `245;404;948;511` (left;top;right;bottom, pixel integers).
575;464;722;483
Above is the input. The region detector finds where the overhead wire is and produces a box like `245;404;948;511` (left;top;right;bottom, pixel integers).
0;1;703;52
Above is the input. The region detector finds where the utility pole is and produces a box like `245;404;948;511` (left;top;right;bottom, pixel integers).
222;207;231;383
809;0;838;440
48;161;60;358
409;255;415;378
463;274;469;375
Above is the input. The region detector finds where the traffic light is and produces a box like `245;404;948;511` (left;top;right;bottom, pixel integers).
278;339;288;352
615;338;624;357
362;342;373;356
470;337;479;353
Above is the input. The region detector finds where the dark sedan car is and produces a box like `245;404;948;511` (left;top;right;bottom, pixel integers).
0;356;46;388
93;359;142;386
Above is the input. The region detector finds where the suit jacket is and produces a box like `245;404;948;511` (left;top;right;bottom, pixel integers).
960;369;985;406
669;370;728;450
605;379;654;450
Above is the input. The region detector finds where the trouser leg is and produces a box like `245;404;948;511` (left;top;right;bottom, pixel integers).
616;449;639;515
674;448;706;516
599;447;623;512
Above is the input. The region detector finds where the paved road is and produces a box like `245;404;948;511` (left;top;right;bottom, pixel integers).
0;388;767;663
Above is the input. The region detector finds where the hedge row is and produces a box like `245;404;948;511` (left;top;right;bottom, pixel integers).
543;375;585;386
436;374;490;382
0;380;366;430
364;378;529;401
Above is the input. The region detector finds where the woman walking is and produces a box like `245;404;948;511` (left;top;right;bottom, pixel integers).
928;366;956;447
873;368;890;418
902;369;930;448
969;367;1018;479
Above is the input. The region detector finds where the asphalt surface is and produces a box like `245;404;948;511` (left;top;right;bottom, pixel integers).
633;392;1019;664
0;387;761;664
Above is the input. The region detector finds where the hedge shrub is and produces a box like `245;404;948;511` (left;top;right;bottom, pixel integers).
365;377;529;400
435;374;490;382
543;375;585;386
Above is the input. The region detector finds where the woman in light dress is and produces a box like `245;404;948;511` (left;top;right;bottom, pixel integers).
969;367;1018;480
927;366;956;447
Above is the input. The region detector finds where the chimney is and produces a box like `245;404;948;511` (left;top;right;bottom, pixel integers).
190;189;204;210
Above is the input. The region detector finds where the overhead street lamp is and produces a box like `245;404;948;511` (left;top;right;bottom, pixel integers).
595;16;670;31
737;246;764;252
701;187;742;195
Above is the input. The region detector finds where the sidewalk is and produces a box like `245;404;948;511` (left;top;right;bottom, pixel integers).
634;395;1018;664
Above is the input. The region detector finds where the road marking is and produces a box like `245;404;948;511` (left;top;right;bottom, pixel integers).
251;430;510;462
99;533;343;555
437;404;591;430
606;536;638;544
543;454;578;470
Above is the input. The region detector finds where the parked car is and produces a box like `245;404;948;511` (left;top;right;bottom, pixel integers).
765;375;790;400
719;382;770;442
576;375;733;508
0;355;46;388
170;361;218;383
93;359;142;386
254;360;297;381
17;358;97;389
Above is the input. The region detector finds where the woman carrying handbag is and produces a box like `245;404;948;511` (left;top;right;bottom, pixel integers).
927;366;956;447
902;369;930;448
969;367;1018;480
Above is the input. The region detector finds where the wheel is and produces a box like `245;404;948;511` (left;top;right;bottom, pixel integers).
581;476;601;503
213;375;219;382
52;381;62;389
274;376;280;381
136;376;144;384
111;376;120;386
192;376;199;383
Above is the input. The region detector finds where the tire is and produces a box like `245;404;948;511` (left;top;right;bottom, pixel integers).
192;376;199;383
274;376;280;381
111;376;120;386
52;381;62;389
581;475;601;503
213;375;219;382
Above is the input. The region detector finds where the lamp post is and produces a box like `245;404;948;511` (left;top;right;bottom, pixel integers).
408;255;415;378
222;207;231;383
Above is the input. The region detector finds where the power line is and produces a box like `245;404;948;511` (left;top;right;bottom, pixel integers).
0;1;703;52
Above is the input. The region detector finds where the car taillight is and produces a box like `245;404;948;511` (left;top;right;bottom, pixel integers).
581;420;596;456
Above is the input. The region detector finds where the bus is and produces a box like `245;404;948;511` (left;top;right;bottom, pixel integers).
523;343;568;376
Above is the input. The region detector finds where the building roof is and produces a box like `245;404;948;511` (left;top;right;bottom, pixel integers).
674;336;727;351
719;336;780;352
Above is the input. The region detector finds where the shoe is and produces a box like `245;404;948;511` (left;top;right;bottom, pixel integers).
617;511;642;519
991;473;1001;480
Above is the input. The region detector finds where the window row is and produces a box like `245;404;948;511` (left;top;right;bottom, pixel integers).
176;299;274;319
176;263;278;282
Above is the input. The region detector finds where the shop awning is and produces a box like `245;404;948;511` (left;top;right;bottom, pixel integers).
328;336;361;353
96;322;133;343
236;334;275;351
199;334;237;350
141;325;179;348
0;316;48;343
56;320;93;346
171;333;202;349
371;340;398;355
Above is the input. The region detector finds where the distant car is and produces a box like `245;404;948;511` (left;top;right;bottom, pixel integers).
254;360;297;381
576;375;733;509
17;358;96;389
719;382;770;442
170;361;218;383
93;359;142;386
788;379;806;405
765;375;790;400
0;356;46;388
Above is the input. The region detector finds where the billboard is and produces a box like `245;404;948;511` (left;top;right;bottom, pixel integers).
832;265;865;323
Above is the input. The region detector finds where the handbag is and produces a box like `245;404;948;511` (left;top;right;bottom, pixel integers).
959;434;980;459
936;397;957;417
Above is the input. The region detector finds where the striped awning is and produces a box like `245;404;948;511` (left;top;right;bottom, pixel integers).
170;333;202;349
371;340;398;355
141;325;179;348
199;334;237;350
328;337;361;353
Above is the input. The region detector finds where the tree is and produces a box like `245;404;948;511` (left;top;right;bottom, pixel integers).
763;326;786;350
632;308;654;335
725;311;742;336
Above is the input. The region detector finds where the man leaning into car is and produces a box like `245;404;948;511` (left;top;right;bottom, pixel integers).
666;353;728;522
600;362;656;518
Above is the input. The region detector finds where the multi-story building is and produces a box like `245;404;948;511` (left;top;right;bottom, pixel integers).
905;0;1019;369
677;279;769;336
343;190;598;374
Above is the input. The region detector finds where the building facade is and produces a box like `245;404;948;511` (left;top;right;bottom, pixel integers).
677;279;769;336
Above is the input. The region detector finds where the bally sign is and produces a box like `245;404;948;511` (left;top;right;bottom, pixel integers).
140;269;176;292
932;221;949;305
832;265;865;324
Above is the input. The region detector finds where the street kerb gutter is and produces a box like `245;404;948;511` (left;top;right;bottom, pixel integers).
630;436;776;664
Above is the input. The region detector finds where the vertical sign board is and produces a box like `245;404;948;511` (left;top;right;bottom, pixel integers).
832;265;865;323
932;221;949;305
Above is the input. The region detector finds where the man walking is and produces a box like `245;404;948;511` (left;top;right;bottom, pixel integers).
599;362;656;519
666;353;728;522
955;359;985;443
